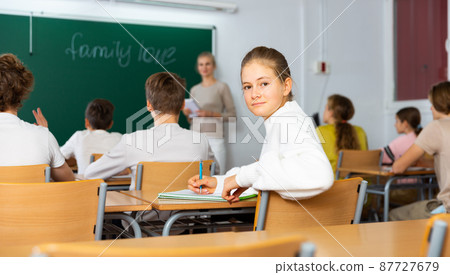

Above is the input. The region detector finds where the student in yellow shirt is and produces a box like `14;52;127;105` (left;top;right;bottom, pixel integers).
316;94;368;175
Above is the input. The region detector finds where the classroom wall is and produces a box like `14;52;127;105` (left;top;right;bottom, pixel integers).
301;0;439;150
301;0;386;149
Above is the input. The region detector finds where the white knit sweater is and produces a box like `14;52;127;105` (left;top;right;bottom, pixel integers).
213;101;334;200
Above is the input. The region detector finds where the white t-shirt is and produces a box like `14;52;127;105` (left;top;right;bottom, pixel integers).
60;129;122;174
0;113;65;168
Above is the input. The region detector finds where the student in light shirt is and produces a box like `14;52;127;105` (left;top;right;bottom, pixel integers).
0;53;74;181
60;99;122;175
84;72;215;190
188;46;334;203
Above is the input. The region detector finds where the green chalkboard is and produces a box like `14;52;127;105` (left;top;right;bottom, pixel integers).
0;13;212;144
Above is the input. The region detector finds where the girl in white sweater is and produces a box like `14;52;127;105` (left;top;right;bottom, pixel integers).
188;46;334;203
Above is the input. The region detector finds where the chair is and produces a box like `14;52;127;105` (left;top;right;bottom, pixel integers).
254;177;367;231
0;164;50;183
335;149;383;180
421;213;450;257
34;233;315;256
0;179;107;246
135;160;214;191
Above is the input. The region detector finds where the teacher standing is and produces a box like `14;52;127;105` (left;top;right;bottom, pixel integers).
184;52;236;174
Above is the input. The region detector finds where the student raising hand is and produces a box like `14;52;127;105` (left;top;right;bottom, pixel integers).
188;175;217;194
32;107;48;128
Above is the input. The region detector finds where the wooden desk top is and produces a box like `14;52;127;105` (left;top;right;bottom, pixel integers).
105;191;151;212
34;231;304;257
1;220;429;257
121;190;257;211
292;219;428;257
337;166;435;177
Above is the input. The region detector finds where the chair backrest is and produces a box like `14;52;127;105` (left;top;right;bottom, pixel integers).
421;213;450;257
89;153;104;164
135;160;214;191
0;179;107;246
35;233;312;256
336;149;383;179
254;177;366;231
0;164;50;183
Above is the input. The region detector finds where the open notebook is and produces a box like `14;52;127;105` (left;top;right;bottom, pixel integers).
158;189;257;202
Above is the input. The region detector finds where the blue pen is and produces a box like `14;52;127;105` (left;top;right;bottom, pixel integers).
199;160;203;194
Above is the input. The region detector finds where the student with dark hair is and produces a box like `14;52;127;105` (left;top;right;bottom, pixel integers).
60;99;122;174
382;107;422;165
316;94;368;175
0;53;74;181
390;81;450;220
85;72;214;190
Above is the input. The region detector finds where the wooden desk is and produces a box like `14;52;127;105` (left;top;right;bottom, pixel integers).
105;191;151;213
337;166;435;177
122;190;257;236
2;220;428;257
337;166;436;221
293;219;428;257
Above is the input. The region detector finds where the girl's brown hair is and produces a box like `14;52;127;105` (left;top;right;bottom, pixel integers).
327;94;360;151
0;53;34;112
396;107;422;136
240;46;293;101
429;81;450;115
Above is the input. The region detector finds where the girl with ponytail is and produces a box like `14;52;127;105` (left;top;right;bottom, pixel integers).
316;94;368;175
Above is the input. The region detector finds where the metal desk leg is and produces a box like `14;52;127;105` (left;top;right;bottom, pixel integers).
255;191;269;231
104;213;142;238
162;208;255;236
383;177;398;222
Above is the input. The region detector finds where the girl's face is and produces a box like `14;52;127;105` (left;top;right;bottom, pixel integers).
394;115;406;134
197;56;215;78
241;61;291;120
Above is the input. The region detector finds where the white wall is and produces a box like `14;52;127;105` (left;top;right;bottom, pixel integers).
301;0;386;149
